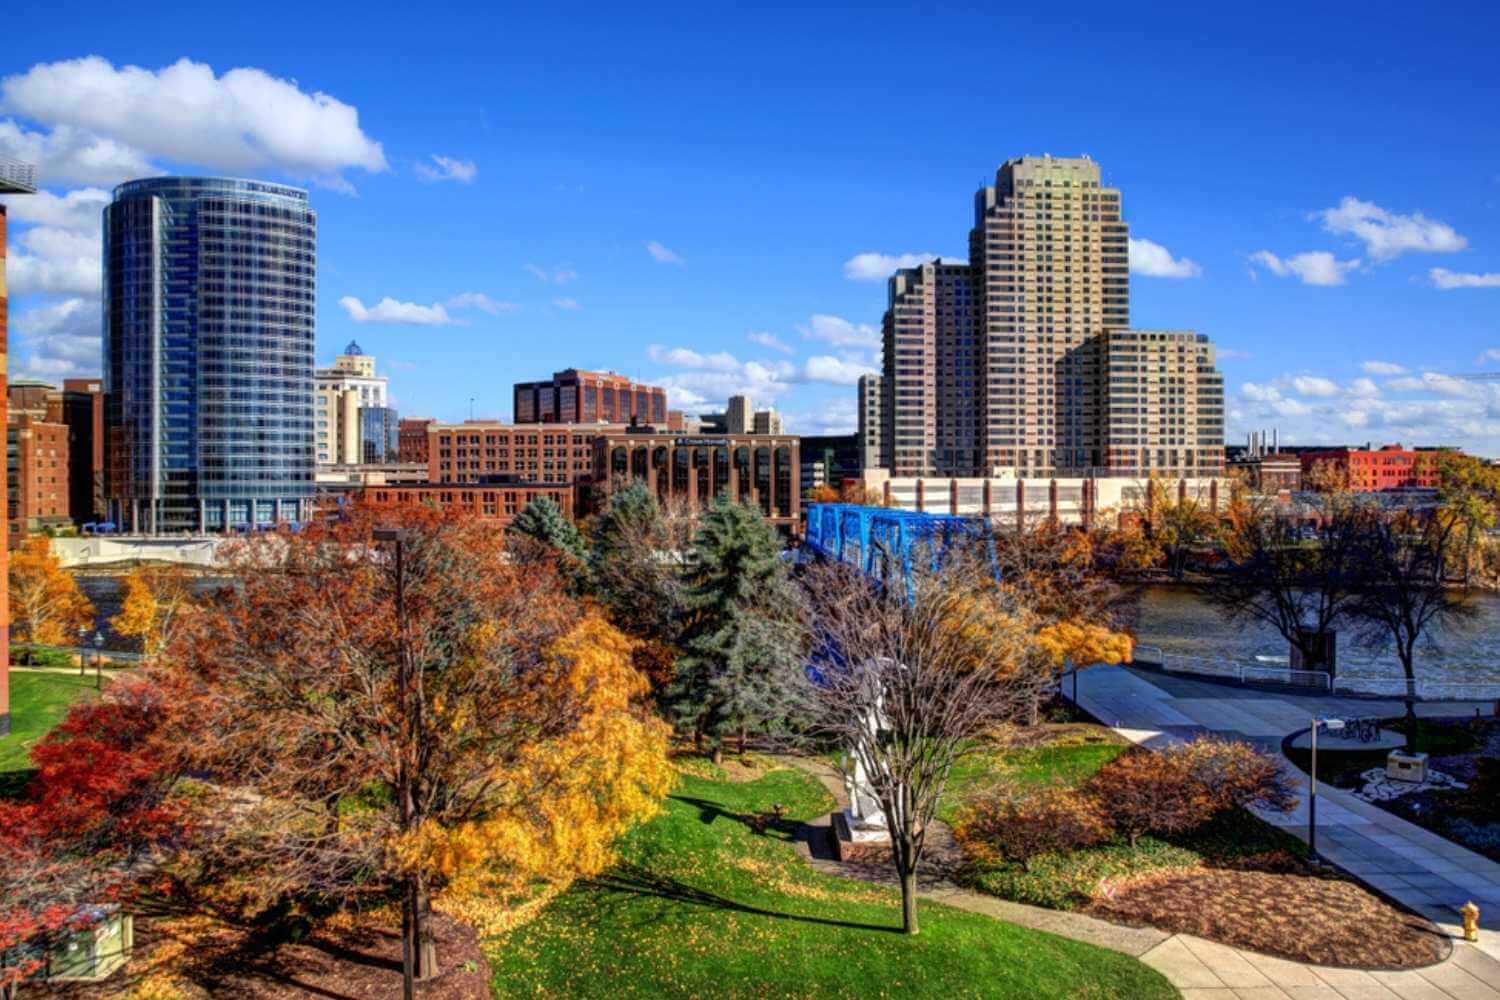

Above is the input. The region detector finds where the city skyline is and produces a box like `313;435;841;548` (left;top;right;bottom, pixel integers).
2;4;1500;455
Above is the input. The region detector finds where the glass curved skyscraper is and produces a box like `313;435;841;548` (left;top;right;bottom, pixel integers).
104;178;316;532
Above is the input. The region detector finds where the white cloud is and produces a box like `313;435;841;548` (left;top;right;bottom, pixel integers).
11;297;101;379
525;263;578;284
799;313;879;349
747;331;793;354
339;296;455;326
1240;382;1282;403
785;397;858;436
1290;375;1340;398
1;57;387;185
445;292;516;315
0;185;108;231
1386;372;1482;399
842;252;941;281
648;345;742;372
0;119;155;187
1430;267;1500;290
551;297;581;311
414;154;476;184
1249;250;1360;286
1128;237;1201;278
1348;377;1380;398
645;240;684;265
6;225;102;296
1317;196;1466;261
1361;360;1408;376
1482;349;1500;364
803;355;877;385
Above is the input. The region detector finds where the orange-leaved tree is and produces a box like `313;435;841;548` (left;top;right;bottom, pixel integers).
8;536;94;645
111;564;197;660
162;502;671;988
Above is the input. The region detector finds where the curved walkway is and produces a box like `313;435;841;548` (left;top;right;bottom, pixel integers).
782;752;1500;999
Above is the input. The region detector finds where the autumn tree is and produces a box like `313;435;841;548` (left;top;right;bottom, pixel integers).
1437;453;1500;584
670;495;802;760
1131;479;1218;579
8;536;94;646
794;552;1042;934
806;484;841;504
163;503;670;992
111;563;197;660
1348;512;1473;750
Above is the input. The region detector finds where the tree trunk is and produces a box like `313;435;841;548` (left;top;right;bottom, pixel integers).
738;725;747;756
900;867;919;935
710;743;722;767
415;880;438;980
1404;699;1418;754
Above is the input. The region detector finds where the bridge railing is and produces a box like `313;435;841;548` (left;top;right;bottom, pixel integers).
803;503;998;590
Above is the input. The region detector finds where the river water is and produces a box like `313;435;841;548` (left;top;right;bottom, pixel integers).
1132;585;1500;684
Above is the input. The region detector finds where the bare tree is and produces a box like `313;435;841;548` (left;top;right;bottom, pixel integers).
1204;495;1373;670
1349;512;1473;750
793;553;1041;935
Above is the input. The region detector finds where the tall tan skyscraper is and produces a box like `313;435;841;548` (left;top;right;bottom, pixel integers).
879;155;1222;478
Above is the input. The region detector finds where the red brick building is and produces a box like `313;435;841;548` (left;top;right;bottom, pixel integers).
360;481;575;529
399;417;435;464
1298;444;1443;492
7;412;70;542
514;369;666;425
428;422;625;484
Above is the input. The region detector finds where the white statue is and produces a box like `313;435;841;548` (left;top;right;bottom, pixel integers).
840;682;892;840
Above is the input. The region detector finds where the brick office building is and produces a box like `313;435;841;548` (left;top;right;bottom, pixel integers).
360;481;575;530
1;155;36;734
1298;444;1443;492
427;421;626;484
591;431;802;532
399;417;435;464
57;378;106;523
514;369;666;425
8;412;70;541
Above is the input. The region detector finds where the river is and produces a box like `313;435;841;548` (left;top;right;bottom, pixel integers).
1132;584;1500;684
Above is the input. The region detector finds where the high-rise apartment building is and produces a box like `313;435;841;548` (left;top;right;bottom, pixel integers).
857;374;882;471
879;156;1222;478
316;341;389;465
1;155;37;734
726;395;753;434
105;177;316;531
1100;330;1224;476
513;369;666;425
752;409;784;435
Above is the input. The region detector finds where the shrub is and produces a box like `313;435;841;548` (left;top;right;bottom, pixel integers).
1176;737;1297;815
966;838;1200;909
1471;758;1500;821
21;645;76;668
1087;750;1216;846
956;785;1110;870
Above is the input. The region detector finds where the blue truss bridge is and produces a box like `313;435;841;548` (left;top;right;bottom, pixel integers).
801;503;998;588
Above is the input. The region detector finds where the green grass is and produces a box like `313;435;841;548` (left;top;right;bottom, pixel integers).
488;765;1175;999
0;669;100;787
944;725;1309;910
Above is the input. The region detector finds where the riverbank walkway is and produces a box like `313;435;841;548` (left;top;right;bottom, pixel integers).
1076;665;1500;973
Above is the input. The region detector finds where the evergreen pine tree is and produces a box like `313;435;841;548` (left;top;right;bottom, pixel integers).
670;495;802;761
509;496;587;564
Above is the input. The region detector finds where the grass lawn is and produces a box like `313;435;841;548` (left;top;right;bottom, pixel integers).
488;763;1175;999
0;668;101;783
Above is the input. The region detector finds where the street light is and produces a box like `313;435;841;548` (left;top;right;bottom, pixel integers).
1308;716;1345;863
77;626;88;677
92;631;106;690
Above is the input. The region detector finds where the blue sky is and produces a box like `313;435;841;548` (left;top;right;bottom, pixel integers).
4;2;1500;453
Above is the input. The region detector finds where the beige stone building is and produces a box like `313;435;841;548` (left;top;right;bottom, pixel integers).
316;341;389;465
1101;330;1224;476
857;374;882;471
879;155;1222;479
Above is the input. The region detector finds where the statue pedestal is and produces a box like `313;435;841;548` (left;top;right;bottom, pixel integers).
832;808;891;863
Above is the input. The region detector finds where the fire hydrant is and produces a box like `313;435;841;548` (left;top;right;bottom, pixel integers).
1463;901;1481;943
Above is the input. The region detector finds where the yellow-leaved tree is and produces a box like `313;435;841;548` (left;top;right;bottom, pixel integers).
9;536;94;645
409;613;674;933
111;564;197;660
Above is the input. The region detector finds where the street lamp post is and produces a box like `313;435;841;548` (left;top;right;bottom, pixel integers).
92;631;105;690
1308;716;1345;863
77;626;87;677
373;527;416;1000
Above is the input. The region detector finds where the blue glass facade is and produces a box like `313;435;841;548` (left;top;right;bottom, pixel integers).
360;406;399;465
104;178;316;531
